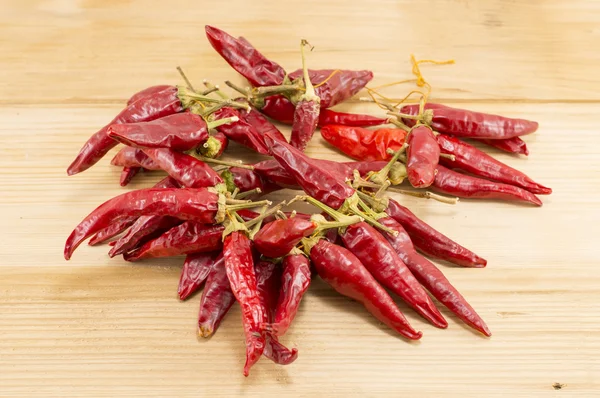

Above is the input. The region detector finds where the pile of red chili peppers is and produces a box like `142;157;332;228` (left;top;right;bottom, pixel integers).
64;26;551;376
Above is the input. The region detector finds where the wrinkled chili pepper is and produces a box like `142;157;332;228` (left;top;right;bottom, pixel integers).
223;231;266;376
340;222;447;328
320;125;407;161
255;260;298;365
124;222;225;261
406;125;440;188
254;217;317;258
119;167;140;186
270;253;311;336
477;137;529;156
127;85;174;105
433;165;542;206
111;147;161;171
67;86;183;175
205;26;286;87
64;188;222;260
211;107;270;154
236;99;287;142
178;251;220;301
221;166;280;196
378;216;491;336
436;134;551;194
109;215;182;257
88;217;137;246
307;238;421;340
258;95;296;124
386;199;486;268
400;103;539;139
319;109;387;127
142;148;223;189
198;253;236;337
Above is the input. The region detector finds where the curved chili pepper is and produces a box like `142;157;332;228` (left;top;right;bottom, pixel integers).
340;222;447;328
223;231;266;376
142;148;223;188
198;253;236;337
270;254;311;336
221;166;279;196
254;218;317;258
124;222;225;261
178;251;219;301
253;159;302;190
109;215;182;257
119;167;140;186
88;217;137;246
477;137;529;156
67;86;182;175
236;100;287;142
127;85;173;105
378;216;491;336
308;239;421;340
406;125;440;188
437;134;550;194
321;125;407;161
433;165;542;206
401;103;539;139
255;260;298;365
64;188;221;260
264;134;355;209
212;107;269;154
111;147;161;171
319;109;387;127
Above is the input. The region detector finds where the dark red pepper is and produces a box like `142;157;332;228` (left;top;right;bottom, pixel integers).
111;147;161;171
109;215;182;257
319;109;387;127
476;137;529;156
259;95;296;124
88;217;137;246
320;125;407;161
127;85;173;105
198;253;235;337
199;132;229;158
119;167;140;186
211;107;270;154
254;218;317;258
236;99;287;142
178;251;219;301
406;125;440;188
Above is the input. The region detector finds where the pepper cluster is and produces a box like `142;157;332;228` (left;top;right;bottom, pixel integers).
64;26;551;376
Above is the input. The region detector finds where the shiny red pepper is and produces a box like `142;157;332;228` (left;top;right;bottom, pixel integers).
436;134;551;194
178;251;220;301
67;86;182;175
378;216;491;336
201;132;229;158
236;100;287;142
406;125;440;188
88;217;137;246
127;85;173;105
221;166;280;196
401;103;539;139
290;98;320;151
477;137;529;156
111;147;161;171
320;125;407;161
258;95;296;124
198;253;236;337
223;231;266;376
308;239;421;340
433;165;542;206
119;167;140;186
340;222;447;328
64;188;221;260
212;107;270;154
319;109;387;127
109;215;182;257
142;148;223;188
254;218;317;258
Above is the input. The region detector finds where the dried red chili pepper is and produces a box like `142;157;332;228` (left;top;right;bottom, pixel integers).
124;222;225;261
436;134;551;194
406;125;440;188
111;147;161;171
178;251;219;301
253;159;302;190
378;216;491;336
236;99;287;142
211;107;270;154
400;103;539;139
198;253;236;337
320;125;407;161
223;231;266;376
88;217;137;246
199;132;229;159
142;148;223;189
119;167;140;186
386;199;486;268
67;86;183;175
64;188;223;260
127;85;173;105
205;26;286;87
221;166;279;196
253;217;317;258
270;253;311;336
306;238;421;340
319;109;387;127
109;215;182;257
339;221;447;328
433;165;542;206
476;137;529;156
258;95;296;124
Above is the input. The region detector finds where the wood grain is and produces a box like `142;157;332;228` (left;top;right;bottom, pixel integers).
1;1;599;396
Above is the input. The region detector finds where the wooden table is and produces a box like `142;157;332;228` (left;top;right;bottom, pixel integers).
1;1;598;396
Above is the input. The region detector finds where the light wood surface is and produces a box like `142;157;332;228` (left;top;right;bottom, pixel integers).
1;1;599;396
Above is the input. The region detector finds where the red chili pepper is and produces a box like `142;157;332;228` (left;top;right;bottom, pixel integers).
406;125;440;188
476;137;529;156
119;167;140;186
270;254;311;336
221;166;280;196
201;132;229;158
205;26;286;87
109;215;182;257
400;103;539;139
124;222;225;261
211;107;270;154
308;238;421;340
142;148;223;188
321;125;407;161
259;95;296;124
64;188;221;260
223;231;266;376
236;99;287;142
319;109;387;127
178;251;219;301
340;222;447;328
88;216;137;246
437;134;550;194
111;147;161;171
67;86;182;175
254;218;317;258
433;165;542;206
386;199;486;268
378;216;491;336
198;253;236;337
255;260;298;365
127;85;173;106
253;159;302;189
